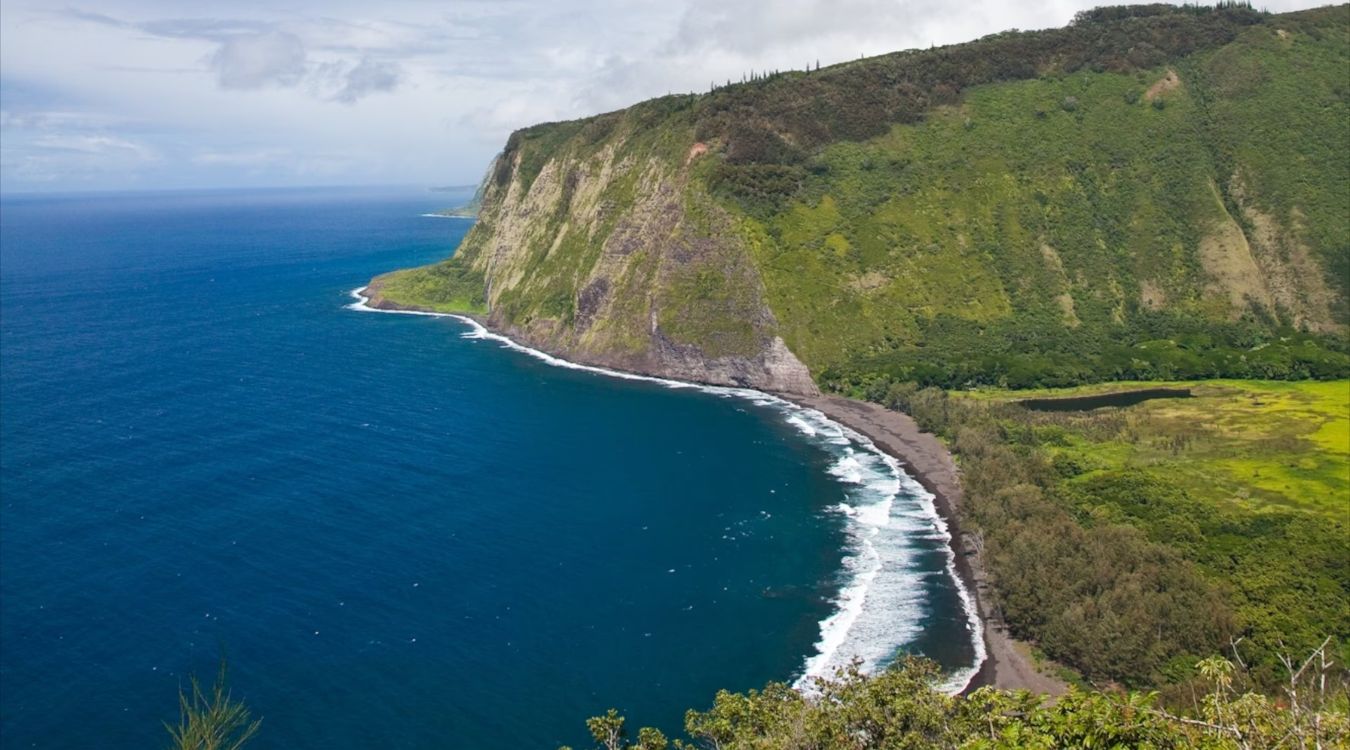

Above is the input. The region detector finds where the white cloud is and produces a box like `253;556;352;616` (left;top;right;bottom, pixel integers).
0;109;129;131
45;8;407;100
31;134;158;160
191;148;288;166
1;132;160;185
210;31;308;89
332;57;404;103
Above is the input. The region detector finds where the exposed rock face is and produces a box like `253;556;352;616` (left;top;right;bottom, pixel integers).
1228;176;1342;333
640;333;818;394
447;122;819;395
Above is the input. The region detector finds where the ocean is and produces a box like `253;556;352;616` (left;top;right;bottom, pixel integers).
0;187;979;748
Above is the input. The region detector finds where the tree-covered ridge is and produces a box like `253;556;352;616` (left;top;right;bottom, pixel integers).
723;5;1350;389
377;3;1348;391
695;2;1264;160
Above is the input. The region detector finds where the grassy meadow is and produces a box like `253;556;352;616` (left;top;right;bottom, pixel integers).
969;380;1349;515
940;379;1349;686
369;264;488;314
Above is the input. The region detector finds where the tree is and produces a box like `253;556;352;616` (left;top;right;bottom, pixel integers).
1157;640;1350;750
575;649;1348;749
165;661;260;750
561;709;668;750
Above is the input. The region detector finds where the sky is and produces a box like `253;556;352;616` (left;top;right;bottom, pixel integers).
0;0;1327;193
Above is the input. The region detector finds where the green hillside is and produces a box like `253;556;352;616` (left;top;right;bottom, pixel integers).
717;4;1350;388
371;3;1349;393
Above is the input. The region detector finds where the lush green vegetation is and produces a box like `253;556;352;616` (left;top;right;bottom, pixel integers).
165;662;260;750
369;263;487;315
725;6;1349;388
968;379;1350;515
163;648;1349;749
1202;7;1350;292
569;652;1348;749
379;4;1347;389
839;378;1349;691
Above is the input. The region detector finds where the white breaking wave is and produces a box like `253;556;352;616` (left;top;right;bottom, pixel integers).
346;286;985;693
785;414;817;437
781;409;985;695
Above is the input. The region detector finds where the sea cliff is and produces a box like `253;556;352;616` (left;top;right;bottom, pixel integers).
365;118;819;394
369;4;1348;394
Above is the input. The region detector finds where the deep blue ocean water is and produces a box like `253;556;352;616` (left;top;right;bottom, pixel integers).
0;187;978;749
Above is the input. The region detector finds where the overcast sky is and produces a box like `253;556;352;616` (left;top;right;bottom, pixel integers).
0;1;1326;192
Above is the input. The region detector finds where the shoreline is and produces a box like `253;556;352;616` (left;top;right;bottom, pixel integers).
777;395;1067;697
349;286;1061;695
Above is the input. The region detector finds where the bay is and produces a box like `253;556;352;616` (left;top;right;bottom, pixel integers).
0;187;976;748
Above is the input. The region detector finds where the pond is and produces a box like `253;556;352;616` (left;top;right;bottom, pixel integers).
1017;388;1193;412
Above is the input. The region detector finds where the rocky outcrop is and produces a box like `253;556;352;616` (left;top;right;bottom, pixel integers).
430;115;820;395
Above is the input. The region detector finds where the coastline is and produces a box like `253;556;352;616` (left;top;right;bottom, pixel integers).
349;286;1061;695
779;395;1067;697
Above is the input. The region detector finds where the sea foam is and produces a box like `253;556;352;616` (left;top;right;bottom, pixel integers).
347;286;985;693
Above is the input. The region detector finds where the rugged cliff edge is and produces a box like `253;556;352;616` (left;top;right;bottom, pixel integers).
369;4;1348;393
364;117;820;394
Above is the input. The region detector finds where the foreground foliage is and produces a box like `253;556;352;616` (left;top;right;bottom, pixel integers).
569;651;1348;750
165;662;260;750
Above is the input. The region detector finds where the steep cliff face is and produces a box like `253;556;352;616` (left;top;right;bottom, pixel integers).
368;104;819;394
370;4;1349;390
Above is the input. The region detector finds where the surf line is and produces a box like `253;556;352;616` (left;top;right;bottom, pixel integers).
347;286;986;693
